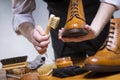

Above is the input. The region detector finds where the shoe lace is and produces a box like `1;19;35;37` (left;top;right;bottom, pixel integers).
99;19;120;54
106;23;116;50
107;22;120;55
68;0;84;21
70;0;79;18
99;22;116;50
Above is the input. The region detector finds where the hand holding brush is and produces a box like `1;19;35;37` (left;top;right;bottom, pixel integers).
38;14;60;61
28;14;60;69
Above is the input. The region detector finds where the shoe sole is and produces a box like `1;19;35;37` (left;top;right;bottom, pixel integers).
62;28;88;37
82;64;120;72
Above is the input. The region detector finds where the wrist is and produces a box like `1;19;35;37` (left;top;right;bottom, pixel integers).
89;25;103;38
18;22;35;42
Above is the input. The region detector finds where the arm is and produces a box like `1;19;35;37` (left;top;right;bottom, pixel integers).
100;0;120;9
59;1;119;42
90;2;116;37
12;0;35;34
12;0;50;54
91;0;120;36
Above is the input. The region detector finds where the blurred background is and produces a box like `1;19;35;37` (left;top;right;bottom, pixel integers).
0;0;120;65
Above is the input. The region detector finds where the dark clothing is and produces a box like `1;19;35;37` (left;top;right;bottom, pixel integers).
53;66;86;78
43;0;110;59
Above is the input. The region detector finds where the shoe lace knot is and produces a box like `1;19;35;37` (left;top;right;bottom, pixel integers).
70;0;80;18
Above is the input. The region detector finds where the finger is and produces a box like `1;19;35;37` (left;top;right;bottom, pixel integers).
31;38;40;46
61;38;74;42
58;30;62;39
36;35;49;42
39;40;50;48
33;29;49;42
58;28;65;39
85;24;89;27
85;25;96;34
85;25;91;31
62;36;86;42
36;26;46;35
34;46;48;54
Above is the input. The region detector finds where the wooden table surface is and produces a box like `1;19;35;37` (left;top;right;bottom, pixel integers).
7;61;120;80
51;71;120;80
7;71;120;80
44;61;120;80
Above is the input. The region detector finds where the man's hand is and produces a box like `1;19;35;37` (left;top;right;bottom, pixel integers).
58;25;97;42
32;26;50;54
18;22;50;54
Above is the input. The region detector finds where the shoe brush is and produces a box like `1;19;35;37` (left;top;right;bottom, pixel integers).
37;64;56;80
1;56;28;70
40;14;60;55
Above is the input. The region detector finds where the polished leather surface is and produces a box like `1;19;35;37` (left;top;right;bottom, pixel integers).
65;0;85;29
83;18;120;71
62;0;88;37
84;48;120;65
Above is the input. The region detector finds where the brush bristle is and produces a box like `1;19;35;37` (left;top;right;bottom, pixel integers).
45;14;60;34
50;17;60;29
37;64;56;75
1;56;27;65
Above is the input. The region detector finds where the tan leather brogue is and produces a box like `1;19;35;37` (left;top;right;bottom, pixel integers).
62;0;88;37
83;18;120;72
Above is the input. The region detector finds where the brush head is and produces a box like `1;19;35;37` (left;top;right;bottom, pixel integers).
37;64;56;75
37;64;56;80
1;56;28;70
1;56;27;65
45;14;60;34
50;16;60;29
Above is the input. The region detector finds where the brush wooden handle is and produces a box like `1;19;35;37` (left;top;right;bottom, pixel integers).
39;15;54;54
7;67;30;75
56;57;73;68
45;14;55;34
2;62;28;70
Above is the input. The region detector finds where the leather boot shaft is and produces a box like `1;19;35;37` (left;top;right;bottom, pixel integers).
66;0;85;24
